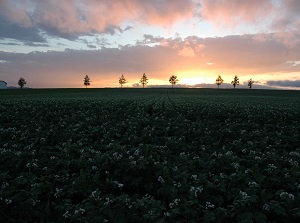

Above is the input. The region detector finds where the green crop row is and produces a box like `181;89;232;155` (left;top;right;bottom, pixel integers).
0;89;300;222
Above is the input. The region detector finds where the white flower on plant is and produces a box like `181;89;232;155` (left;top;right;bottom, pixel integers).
169;198;180;209
54;188;63;198
190;186;203;197
32;199;40;206
268;164;277;170
280;192;294;200
262;204;270;211
239;191;250;200
5;199;12;204
205;201;214;209
74;208;85;215
232;162;240;169
134;149;140;156
63;210;71;218
248;181;259;187
289;159;298;166
164;212;171;217
158;176;165;183
130;160;137;165
104;197;113;205
1;182;9;189
114;181;124;188
191;175;197;180
173;181;181;188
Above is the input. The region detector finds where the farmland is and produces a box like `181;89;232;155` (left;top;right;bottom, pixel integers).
0;88;300;222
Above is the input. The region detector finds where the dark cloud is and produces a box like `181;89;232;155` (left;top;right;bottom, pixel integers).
0;42;21;46
0;17;47;43
266;80;300;88
123;26;133;32
87;45;97;49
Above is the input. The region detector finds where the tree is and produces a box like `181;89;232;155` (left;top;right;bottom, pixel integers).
215;75;224;88
119;74;126;88
248;78;254;89
169;75;178;88
231;75;239;89
83;75;91;88
140;73;148;88
18;77;27;89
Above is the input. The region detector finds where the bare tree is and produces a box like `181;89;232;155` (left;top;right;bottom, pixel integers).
169;75;178;88
84;75;91;88
18;77;27;89
140;73;148;88
215;75;224;89
248;78;254;89
231;75;240;89
119;74;126;88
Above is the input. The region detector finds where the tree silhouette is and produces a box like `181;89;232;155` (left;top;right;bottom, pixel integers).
140;73;148;88
84;75;91;88
18;77;27;89
169;75;178;88
215;75;224;89
231;75;239;89
119;74;126;88
248;78;254;89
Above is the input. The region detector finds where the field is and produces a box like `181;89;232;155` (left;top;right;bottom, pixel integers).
0;88;300;222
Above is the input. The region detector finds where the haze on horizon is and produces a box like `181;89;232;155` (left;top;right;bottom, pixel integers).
0;0;300;90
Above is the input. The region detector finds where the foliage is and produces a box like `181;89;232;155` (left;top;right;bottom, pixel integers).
169;75;178;88
1;89;300;222
248;79;254;89
231;76;240;89
18;78;27;89
119;74;126;88
140;73;148;88
84;75;91;88
216;75;224;88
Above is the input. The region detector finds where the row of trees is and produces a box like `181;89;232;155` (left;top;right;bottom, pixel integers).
84;74;255;89
15;75;254;89
216;75;254;89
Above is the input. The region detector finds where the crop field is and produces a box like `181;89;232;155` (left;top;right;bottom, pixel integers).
0;88;300;222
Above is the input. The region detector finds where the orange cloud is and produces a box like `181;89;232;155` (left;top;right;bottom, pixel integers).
1;34;299;88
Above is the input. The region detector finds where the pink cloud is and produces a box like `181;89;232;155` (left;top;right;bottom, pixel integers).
0;0;196;35
200;0;300;47
0;0;33;27
200;0;273;27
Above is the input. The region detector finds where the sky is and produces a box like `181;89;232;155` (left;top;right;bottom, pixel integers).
0;0;300;89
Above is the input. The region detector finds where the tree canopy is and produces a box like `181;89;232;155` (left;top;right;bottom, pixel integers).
84;75;91;88
140;73;148;88
169;75;179;88
231;75;240;89
119;74;126;88
18;77;27;89
216;75;224;88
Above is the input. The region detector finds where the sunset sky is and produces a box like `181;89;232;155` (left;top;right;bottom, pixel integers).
0;0;300;89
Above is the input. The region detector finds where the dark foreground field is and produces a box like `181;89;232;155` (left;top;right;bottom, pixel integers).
0;88;300;222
